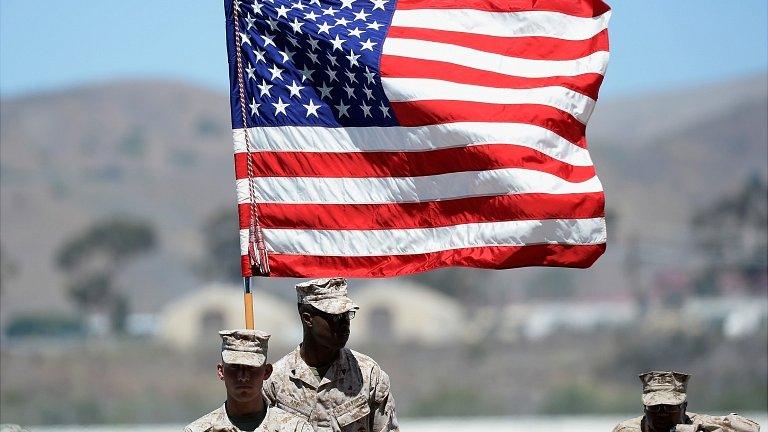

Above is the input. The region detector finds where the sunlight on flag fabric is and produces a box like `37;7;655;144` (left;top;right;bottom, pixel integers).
224;0;611;277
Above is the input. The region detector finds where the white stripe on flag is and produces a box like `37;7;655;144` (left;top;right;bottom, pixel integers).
239;217;607;255
390;9;611;40
381;78;596;123
236;169;603;204
233;123;593;166
383;38;610;78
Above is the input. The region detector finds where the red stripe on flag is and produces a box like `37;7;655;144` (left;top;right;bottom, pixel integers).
394;0;610;16
246;243;606;277
390;101;586;146
380;56;604;99
235;145;594;180
387;27;609;61
239;192;605;229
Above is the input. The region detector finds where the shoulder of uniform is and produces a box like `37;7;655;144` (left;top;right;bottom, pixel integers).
691;412;761;430
263;406;313;432
347;348;382;371
184;405;224;432
184;409;219;432
270;348;300;372
612;415;643;432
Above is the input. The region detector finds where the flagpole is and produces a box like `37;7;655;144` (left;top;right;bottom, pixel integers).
243;277;254;329
233;0;269;330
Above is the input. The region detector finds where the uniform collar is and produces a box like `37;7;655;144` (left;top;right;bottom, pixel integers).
288;345;350;388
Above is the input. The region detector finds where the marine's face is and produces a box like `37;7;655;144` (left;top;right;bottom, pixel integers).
306;308;354;350
644;403;686;432
217;362;272;403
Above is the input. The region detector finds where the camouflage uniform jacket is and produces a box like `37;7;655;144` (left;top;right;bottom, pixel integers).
612;412;760;432
263;346;399;432
184;403;313;432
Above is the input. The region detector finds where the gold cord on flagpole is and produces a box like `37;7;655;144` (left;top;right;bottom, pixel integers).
233;0;268;329
232;0;270;277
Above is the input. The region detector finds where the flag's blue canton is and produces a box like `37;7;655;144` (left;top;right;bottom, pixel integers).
226;0;398;129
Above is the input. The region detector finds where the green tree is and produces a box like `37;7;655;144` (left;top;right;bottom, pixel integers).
691;174;768;295
0;243;18;295
56;216;157;333
199;208;242;283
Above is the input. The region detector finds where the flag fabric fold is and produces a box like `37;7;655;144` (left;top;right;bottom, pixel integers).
224;0;611;277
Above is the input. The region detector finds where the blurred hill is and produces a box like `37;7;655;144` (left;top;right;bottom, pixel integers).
590;72;768;240
1;73;766;323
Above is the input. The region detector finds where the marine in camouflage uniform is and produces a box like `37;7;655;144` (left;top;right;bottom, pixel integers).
612;371;760;432
264;277;399;432
185;329;313;432
185;403;311;432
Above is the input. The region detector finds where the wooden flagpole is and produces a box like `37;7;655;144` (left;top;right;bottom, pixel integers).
243;277;254;329
232;1;270;329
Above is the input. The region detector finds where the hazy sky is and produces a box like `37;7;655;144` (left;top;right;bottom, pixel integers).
1;1;766;98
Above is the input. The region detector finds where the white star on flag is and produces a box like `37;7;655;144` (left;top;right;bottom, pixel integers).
286;80;305;98
348;27;364;38
249;98;260;115
278;49;295;63
245;64;257;80
325;66;338;82
303;99;322;117
261;33;276;47
353;9;370;21
363;67;375;84
370;0;387;10
345;50;361;66
246;14;257;29
275;4;291;18
360;38;376;51
335;100;350;117
335;16;350;27
318;82;333;99
307;36;320;51
289;18;304;33
265;17;279;31
378;102;390;117
239;32;252;46
330;35;346;51
257;79;273;97
342;83;355;98
360;102;372;117
272;98;289;115
317;21;333;34
299;65;314;82
253;48;266;63
267;64;284;80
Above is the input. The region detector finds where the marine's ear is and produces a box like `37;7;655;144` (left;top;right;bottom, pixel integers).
263;363;273;380
300;311;314;328
217;363;225;380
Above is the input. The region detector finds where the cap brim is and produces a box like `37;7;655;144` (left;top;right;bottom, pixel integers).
643;391;686;406
222;350;266;367
311;298;359;315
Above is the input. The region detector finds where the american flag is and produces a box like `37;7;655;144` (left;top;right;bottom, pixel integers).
224;0;610;277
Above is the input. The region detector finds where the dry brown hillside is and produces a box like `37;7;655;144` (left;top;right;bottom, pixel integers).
1;74;766;323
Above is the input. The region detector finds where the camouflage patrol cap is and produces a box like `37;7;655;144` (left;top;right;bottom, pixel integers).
296;277;359;315
639;371;690;406
219;329;270;367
